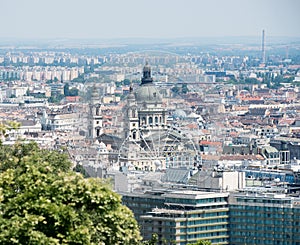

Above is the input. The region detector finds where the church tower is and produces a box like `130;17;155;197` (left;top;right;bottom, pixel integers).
124;86;140;141
87;85;103;139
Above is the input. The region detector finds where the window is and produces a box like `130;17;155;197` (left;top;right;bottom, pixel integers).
149;117;153;124
132;109;136;118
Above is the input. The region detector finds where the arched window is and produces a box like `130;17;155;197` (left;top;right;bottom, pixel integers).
155;116;158;123
133;131;136;140
149;117;153;125
142;117;146;125
132;109;136;118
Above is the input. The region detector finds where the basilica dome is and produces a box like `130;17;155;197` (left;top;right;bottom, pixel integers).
135;84;162;104
134;62;162;105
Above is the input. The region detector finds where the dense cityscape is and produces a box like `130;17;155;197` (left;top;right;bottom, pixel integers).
0;32;300;244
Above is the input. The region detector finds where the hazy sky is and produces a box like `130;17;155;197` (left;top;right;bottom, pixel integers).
1;0;299;39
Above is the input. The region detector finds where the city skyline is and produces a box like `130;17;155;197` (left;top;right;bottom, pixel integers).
1;0;299;40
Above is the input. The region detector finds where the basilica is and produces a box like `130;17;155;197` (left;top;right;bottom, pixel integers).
89;63;200;171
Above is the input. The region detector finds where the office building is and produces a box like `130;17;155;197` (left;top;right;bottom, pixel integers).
229;189;300;244
122;190;230;245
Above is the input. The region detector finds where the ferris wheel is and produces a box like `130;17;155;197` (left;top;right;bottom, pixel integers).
118;124;201;171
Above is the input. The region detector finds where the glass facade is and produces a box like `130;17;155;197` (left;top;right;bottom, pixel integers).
121;193;165;224
138;191;230;245
229;194;300;245
122;190;300;245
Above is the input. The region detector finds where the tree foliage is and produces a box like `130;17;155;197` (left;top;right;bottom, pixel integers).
64;83;70;96
187;240;212;245
122;79;131;86
142;233;158;245
171;86;180;94
64;83;79;96
0;142;141;244
0;121;21;141
48;93;65;104
181;84;189;94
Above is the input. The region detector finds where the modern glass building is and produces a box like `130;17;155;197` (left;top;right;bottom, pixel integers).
135;191;230;244
121;187;300;245
121;190;167;225
229;189;300;245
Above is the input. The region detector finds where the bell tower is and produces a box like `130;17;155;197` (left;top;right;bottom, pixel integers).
124;86;140;141
87;85;103;139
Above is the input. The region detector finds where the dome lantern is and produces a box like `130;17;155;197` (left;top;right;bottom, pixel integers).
141;62;153;85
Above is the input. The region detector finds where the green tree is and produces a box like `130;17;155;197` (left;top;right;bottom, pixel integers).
245;78;259;84
181;84;189;94
63;83;79;96
71;74;85;83
187;240;212;245
122;79;131;86
74;163;90;178
48;93;65;104
225;78;238;84
64;83;70;96
171;86;180;94
143;233;158;245
0;121;20;141
69;87;79;96
0;142;142;244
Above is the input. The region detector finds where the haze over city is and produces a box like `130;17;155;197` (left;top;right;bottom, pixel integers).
1;0;300;40
1;0;300;244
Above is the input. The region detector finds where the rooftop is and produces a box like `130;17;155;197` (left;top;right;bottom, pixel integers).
163;190;229;200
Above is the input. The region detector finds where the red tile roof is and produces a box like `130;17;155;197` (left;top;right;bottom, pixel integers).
65;96;80;102
199;140;222;146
